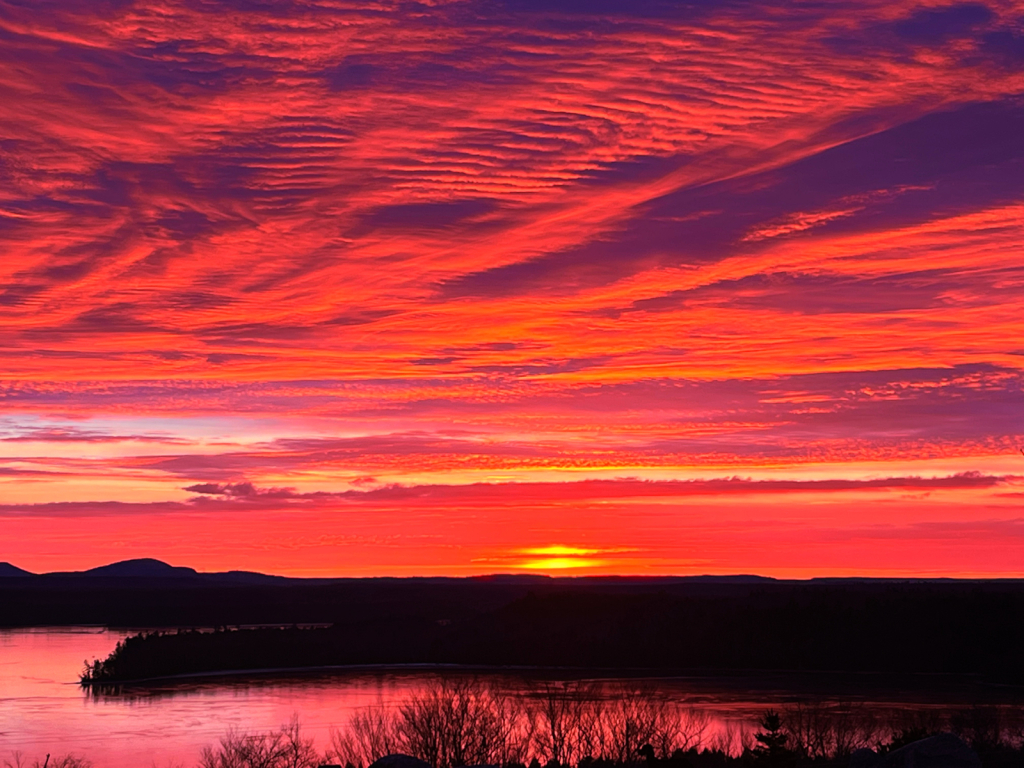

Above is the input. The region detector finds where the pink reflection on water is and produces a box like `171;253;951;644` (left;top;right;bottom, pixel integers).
0;629;415;767
4;629;1017;767
0;629;764;766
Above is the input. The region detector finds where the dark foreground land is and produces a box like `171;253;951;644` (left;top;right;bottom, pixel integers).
3;559;1022;685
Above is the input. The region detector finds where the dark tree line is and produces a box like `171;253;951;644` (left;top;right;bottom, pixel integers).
81;583;1024;683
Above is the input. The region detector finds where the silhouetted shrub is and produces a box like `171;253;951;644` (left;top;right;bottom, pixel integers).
329;679;534;768
781;703;874;760
3;754;91;768
332;679;724;768
199;717;322;768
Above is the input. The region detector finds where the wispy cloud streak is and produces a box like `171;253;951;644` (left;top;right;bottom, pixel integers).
0;0;1022;574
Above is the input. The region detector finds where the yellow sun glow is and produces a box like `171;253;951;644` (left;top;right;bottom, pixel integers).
520;545;601;556
517;557;605;570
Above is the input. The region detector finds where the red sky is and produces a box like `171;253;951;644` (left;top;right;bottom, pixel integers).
1;0;1023;576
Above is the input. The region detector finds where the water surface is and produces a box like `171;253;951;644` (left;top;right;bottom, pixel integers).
2;628;1021;767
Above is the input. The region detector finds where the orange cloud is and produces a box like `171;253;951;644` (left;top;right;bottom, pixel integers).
1;0;1023;575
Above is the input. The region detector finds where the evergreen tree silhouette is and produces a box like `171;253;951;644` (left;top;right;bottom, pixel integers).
750;710;795;767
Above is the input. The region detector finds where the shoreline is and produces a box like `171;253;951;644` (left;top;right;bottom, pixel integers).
80;663;1024;704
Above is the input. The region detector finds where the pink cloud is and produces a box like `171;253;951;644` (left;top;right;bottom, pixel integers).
1;0;1023;574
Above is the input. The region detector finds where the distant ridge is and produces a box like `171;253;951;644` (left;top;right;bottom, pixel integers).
4;558;1015;583
471;574;775;584
80;558;199;578
6;558;780;583
0;562;33;577
30;558;288;584
7;559;1024;633
0;558;289;582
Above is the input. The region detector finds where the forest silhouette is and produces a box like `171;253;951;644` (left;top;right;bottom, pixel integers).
73;581;1024;684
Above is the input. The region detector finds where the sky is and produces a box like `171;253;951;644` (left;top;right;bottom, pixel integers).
1;0;1023;577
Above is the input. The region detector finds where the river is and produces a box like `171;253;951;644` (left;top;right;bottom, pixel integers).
2;628;1022;767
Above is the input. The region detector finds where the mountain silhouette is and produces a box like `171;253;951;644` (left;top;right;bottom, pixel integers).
78;558;200;578
0;562;33;577
0;558;291;583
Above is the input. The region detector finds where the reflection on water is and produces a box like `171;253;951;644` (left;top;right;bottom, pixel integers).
2;628;1024;768
2;628;450;768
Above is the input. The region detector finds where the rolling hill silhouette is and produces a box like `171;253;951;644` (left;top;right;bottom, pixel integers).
0;562;32;577
80;558;200;578
7;558;1024;683
0;558;290;584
